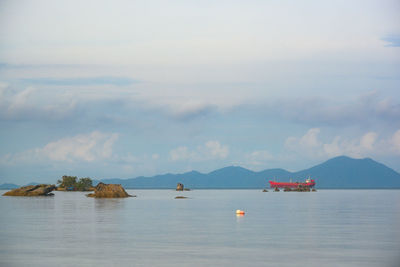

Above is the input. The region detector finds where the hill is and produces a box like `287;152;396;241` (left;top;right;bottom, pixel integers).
294;156;400;188
0;183;20;190
3;156;399;189
99;156;400;189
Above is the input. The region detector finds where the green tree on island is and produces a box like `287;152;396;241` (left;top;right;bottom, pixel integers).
57;176;93;191
75;177;93;191
57;176;77;188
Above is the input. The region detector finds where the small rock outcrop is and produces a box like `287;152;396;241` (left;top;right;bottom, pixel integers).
283;186;311;192
87;183;132;198
3;184;56;196
176;183;184;191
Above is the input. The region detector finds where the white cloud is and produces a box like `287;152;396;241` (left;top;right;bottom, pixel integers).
323;132;378;158
1;131;119;164
392;130;400;154
7;87;35;112
2;78;399;131
204;141;229;159
0;84;77;121
169;101;215;120
285;128;400;159
360;132;378;151
285;128;324;157
43;131;119;162
264;91;400;128
300;128;321;148
322;136;343;157
245;150;274;167
169;146;192;161
2;0;397;66
169;141;229;162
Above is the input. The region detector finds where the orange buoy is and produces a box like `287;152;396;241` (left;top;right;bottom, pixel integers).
236;209;245;215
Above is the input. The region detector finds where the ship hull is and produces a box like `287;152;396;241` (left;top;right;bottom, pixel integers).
269;180;315;189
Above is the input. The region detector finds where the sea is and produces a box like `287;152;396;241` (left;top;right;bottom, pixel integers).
1;189;399;267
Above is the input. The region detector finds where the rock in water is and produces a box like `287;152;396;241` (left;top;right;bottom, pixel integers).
3;184;56;196
87;183;132;198
176;183;184;191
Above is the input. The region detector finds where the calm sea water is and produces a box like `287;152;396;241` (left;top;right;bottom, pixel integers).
1;189;399;267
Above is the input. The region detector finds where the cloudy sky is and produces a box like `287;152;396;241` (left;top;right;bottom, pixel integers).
0;0;399;184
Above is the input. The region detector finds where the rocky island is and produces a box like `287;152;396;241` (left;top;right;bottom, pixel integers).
176;183;184;191
3;184;56;196
176;183;190;191
87;182;133;198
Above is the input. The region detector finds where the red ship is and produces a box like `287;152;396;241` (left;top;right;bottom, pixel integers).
269;178;316;189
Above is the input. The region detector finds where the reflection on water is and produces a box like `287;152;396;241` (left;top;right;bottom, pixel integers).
4;195;56;211
94;198;125;211
1;189;400;267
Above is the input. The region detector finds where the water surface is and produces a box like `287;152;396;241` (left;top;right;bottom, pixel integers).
1;189;399;266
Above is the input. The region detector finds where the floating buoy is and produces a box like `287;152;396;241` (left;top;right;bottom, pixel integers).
236;209;245;215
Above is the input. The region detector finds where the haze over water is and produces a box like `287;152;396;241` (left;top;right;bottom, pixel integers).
1;189;399;267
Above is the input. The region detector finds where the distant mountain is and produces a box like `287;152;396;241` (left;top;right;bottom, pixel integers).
24;182;40;186
0;183;20;190
98;156;400;189
2;156;399;190
0;182;45;190
294;156;400;188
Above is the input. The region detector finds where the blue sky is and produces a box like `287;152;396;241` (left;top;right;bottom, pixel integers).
0;0;399;184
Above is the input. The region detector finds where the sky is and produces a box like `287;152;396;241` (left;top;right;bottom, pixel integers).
0;0;399;184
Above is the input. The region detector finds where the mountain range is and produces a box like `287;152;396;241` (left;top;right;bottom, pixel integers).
1;156;399;189
97;156;400;189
